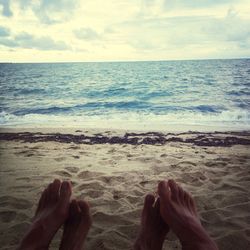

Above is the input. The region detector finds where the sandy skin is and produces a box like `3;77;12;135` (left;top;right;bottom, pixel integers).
17;180;91;250
17;178;217;250
134;179;218;250
17;179;72;250
134;194;169;250
59;199;92;250
157;179;218;250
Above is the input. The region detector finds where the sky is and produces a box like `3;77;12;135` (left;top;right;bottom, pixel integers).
0;0;250;62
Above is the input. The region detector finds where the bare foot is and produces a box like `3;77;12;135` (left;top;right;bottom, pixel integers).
134;194;169;250
17;179;72;250
158;180;218;250
59;199;92;250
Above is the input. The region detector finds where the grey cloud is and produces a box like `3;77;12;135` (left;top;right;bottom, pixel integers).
163;0;237;9
118;9;250;52
18;0;33;9
0;26;10;37
17;0;78;24
143;0;155;7
141;0;238;12
15;32;33;41
130;40;156;51
1;0;78;23
0;32;70;50
202;9;250;46
74;28;101;41
0;38;18;47
15;32;70;50
104;27;115;34
0;0;12;17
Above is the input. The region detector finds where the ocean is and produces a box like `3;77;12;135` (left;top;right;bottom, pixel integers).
0;59;249;131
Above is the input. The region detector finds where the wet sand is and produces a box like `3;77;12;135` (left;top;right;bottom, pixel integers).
0;129;250;249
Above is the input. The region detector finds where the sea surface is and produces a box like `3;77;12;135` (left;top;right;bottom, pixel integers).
0;59;250;131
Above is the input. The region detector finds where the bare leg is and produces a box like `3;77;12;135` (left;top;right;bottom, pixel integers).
134;194;169;250
17;179;72;250
59;199;92;250
158;179;218;250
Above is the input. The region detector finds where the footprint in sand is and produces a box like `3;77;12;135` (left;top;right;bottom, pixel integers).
79;151;89;155
15;177;30;182
100;176;112;184
180;171;207;183
15;150;36;157
9;184;33;191
77;171;103;179
53;170;72;178
15;150;30;155
0;196;32;210
54;157;66;162
65;166;79;174
5;222;30;240
85;189;104;198
177;161;197;166
68;145;81;150
76;181;105;191
205;162;227;167
0;210;17;223
160;153;168;157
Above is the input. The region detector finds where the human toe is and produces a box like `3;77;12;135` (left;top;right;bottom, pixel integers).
158;180;170;202
168;179;180;202
49;179;61;203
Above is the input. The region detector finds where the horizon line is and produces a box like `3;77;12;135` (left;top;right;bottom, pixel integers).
0;57;249;64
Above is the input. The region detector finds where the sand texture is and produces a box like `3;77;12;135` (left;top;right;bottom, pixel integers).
0;130;250;250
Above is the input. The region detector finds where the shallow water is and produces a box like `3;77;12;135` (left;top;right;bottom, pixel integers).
0;59;249;130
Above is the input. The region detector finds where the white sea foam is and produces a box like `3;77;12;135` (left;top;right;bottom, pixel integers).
1;110;249;131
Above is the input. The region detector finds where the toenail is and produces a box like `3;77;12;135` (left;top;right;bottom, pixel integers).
54;179;61;184
158;180;168;189
61;181;70;191
145;194;155;203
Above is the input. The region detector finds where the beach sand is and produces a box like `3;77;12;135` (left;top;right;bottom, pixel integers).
0;128;250;250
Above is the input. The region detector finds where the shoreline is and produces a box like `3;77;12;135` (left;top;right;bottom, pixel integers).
1;122;249;133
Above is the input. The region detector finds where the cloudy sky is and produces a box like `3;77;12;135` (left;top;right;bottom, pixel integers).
0;0;250;62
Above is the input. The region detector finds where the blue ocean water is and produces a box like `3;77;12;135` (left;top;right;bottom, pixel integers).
0;59;250;131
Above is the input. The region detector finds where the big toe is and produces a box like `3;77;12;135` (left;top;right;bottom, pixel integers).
168;179;180;202
58;181;72;211
68;199;80;217
78;200;92;226
49;179;61;203
158;180;170;202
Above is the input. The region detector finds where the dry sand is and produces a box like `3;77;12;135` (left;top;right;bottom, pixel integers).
0;129;250;250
